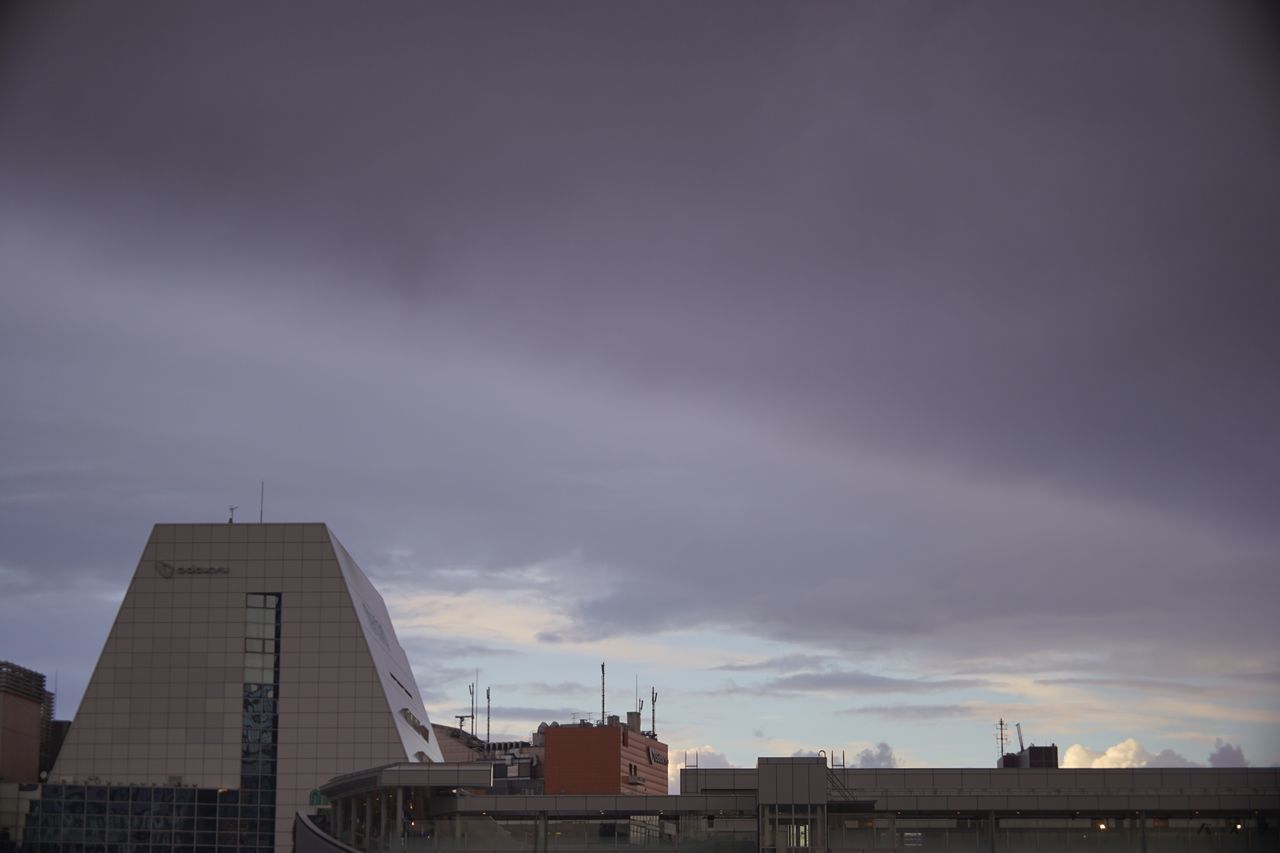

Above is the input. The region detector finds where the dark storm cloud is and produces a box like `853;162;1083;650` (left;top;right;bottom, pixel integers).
1;0;1279;718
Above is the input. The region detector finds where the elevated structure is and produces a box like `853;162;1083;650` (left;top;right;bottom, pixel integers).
306;756;1280;853
32;522;441;853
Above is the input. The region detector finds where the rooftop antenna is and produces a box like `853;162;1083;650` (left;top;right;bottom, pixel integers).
1016;722;1025;752
651;686;657;735
228;505;238;524
468;682;476;738
259;481;264;523
486;687;491;745
996;718;1009;760
600;662;606;725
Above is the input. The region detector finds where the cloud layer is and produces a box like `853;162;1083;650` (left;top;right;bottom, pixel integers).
0;1;1277;768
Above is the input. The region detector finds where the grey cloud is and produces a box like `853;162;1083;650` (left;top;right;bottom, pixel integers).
842;705;974;721
714;655;834;672
401;637;518;661
1034;677;1207;694
495;681;594;697
1208;739;1248;768
708;671;986;700
1147;749;1200;769
762;672;988;695
856;743;900;769
484;707;590;723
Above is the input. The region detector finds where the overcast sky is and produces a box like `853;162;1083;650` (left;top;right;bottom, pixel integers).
1;1;1277;775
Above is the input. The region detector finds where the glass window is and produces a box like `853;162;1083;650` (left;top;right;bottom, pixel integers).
247;594;264;609
245;621;273;639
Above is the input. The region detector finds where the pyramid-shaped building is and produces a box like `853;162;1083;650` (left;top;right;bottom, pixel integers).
46;522;441;852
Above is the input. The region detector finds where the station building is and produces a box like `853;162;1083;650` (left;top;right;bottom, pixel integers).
301;756;1280;853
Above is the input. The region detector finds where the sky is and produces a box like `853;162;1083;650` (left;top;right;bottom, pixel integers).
1;1;1278;783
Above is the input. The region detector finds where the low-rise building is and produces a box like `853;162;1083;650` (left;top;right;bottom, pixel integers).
301;756;1280;853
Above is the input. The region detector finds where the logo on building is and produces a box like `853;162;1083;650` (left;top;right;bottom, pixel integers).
647;746;668;766
154;561;230;578
361;599;392;651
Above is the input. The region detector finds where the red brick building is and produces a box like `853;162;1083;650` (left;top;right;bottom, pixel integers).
543;713;668;795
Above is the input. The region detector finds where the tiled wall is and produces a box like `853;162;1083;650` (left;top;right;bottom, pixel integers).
52;523;413;852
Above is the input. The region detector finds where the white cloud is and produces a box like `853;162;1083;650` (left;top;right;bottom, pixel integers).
667;744;734;793
1062;737;1248;768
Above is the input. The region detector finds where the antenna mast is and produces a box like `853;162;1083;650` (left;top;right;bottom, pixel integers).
468;683;476;738
650;686;657;735
486;687;491;744
996;718;1009;760
600;662;606;725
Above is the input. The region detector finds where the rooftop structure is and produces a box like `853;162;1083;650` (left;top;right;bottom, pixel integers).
0;661;54;784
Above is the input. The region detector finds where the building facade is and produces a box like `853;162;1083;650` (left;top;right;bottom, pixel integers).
0;662;55;785
305;756;1280;853
543;714;667;796
34;522;442;853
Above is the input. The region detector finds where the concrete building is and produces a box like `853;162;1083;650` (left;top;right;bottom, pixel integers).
302;756;1280;853
0;662;53;785
31;522;442;853
430;724;541;795
543;713;667;796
